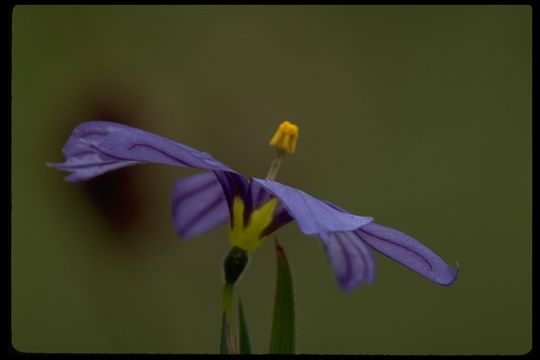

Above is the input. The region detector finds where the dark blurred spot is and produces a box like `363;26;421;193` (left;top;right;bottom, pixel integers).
62;88;150;248
80;167;143;244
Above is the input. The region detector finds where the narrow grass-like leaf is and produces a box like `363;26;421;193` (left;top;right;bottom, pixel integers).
220;311;228;354
238;298;252;354
269;238;296;354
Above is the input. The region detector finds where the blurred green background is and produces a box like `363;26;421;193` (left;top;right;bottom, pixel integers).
12;5;531;354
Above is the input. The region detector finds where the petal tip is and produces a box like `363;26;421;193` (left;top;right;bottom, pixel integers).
338;279;374;292
435;262;460;286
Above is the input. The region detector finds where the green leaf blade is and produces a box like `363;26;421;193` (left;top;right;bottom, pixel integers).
238;299;252;354
269;239;296;354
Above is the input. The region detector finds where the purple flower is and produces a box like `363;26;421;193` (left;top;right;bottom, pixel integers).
50;121;457;290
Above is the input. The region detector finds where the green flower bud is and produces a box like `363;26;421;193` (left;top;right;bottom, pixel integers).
223;246;249;285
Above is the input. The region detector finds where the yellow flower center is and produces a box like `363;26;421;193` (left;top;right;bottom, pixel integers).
229;196;279;252
269;120;299;154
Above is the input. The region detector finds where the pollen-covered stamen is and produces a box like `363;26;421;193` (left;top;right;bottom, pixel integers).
269;120;299;154
266;120;299;181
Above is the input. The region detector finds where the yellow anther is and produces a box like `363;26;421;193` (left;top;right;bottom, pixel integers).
229;196;279;252
269;120;299;154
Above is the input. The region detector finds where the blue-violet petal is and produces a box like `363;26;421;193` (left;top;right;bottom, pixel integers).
172;172;229;240
321;231;377;291
252;178;373;236
356;223;458;286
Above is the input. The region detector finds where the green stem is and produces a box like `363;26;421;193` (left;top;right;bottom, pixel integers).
222;283;236;354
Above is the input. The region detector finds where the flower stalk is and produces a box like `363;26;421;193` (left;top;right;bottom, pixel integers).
221;283;236;354
221;246;250;354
